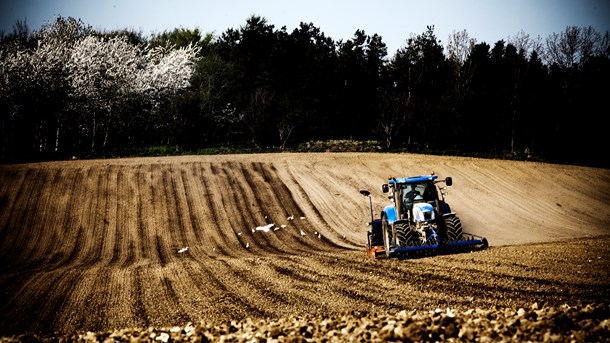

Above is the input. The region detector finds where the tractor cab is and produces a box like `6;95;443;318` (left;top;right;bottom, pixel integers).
396;180;437;214
382;175;452;221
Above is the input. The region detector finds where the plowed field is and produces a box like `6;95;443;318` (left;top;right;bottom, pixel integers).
0;153;609;337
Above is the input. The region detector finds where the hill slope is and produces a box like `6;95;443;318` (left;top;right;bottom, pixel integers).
0;153;609;335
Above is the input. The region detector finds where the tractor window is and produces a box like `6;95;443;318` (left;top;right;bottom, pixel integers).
400;182;430;211
399;183;428;197
422;183;438;202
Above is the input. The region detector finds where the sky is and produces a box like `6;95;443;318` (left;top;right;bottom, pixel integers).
1;0;609;54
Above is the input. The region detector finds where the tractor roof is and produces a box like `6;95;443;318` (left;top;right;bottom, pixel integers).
389;175;438;184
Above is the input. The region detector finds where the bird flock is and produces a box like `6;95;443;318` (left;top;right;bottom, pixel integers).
177;215;317;253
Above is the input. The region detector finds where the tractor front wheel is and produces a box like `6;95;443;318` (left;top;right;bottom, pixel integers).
395;222;420;247
444;215;464;243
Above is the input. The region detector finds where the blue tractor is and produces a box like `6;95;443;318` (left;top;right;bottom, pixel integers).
361;173;488;258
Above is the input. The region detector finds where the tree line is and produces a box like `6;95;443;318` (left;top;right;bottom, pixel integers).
1;16;608;166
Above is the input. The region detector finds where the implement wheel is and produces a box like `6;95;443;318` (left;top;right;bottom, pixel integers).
382;216;393;258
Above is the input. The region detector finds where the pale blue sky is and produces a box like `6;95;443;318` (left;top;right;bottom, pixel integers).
1;0;608;54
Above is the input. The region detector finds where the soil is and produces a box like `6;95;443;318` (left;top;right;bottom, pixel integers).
0;153;609;340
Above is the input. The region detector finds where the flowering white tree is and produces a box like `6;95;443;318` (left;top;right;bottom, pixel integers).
67;35;143;150
66;34;200;151
30;18;90;152
0;48;32;116
0;46;33;155
2;16;203;156
135;43;201;150
0;17;92;155
135;43;201;100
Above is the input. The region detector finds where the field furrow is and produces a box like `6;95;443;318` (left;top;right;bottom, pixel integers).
0;153;608;336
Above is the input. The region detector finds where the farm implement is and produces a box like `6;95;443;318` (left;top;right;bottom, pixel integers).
361;173;488;258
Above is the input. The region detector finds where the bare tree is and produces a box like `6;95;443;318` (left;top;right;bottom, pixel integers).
277;114;297;150
508;30;545;59
545;26;607;67
601;31;610;58
580;26;602;61
446;29;476;65
545;26;582;66
275;95;303;150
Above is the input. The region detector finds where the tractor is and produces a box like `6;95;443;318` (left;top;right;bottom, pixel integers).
361;173;488;258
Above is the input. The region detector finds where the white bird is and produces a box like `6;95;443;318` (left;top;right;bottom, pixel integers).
178;246;188;253
245;242;250;249
287;215;294;220
300;216;306;220
255;223;274;232
300;229;306;236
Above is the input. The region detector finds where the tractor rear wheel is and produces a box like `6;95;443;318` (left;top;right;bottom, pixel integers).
395;222;419;247
445;215;464;243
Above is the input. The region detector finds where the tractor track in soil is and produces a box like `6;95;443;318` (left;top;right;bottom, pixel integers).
0;153;608;337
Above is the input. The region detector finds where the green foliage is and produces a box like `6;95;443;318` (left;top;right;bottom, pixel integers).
149;27;213;52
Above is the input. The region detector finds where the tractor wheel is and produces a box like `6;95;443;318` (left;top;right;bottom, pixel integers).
381;216;393;258
445;215;464;243
395;222;419;247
